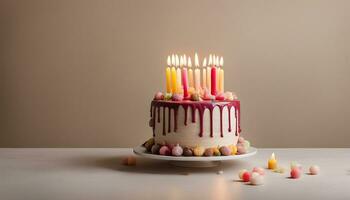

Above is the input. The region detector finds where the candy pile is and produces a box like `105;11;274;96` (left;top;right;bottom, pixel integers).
154;91;237;102
142;137;250;157
238;167;265;185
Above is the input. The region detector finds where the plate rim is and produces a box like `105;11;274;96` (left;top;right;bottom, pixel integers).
133;146;257;162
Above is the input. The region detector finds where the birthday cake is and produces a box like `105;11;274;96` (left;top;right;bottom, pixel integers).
143;53;250;157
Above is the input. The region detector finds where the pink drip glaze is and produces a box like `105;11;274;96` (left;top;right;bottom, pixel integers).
150;100;241;138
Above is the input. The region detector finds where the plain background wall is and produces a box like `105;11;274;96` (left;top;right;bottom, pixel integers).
1;0;350;147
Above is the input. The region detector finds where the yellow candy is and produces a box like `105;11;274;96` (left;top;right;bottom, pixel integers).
229;145;237;155
212;146;221;156
193;146;205;156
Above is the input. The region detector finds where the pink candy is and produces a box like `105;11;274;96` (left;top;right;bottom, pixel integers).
252;167;265;176
242;171;251;182
290;167;301;179
171;144;183;156
159;146;171;156
172;94;184;101
154;92;164;100
309;165;320;175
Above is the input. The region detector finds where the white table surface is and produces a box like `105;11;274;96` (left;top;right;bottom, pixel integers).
0;148;349;200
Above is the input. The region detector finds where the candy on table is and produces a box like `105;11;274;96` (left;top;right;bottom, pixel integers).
228;145;237;155
164;93;172;101
290;167;302;179
171;144;183;156
238;169;248;179
204;148;214;157
252;167;265;176
268;152;278;170
242;171;251;182
213;147;221;156
172;94;184;101
250;172;264;185
154;92;164;100
309;165;320;175
219;146;232;156
237;143;247;154
183;147;193;156
122;156;136;166
217;170;224;175
151;144;161;154
193;146;205;156
159;145;171;156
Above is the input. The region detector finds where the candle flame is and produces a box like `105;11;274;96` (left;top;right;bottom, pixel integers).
202;57;207;67
175;54;179;67
216;56;219;67
171;54;175;66
183;54;187;66
220;56;224;67
180;56;183;67
188;57;192;68
270;152;275;160
208;54;212;65
167;55;171;66
194;52;199;67
213;54;216;65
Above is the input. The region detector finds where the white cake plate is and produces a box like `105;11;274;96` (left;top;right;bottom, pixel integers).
133;146;257;167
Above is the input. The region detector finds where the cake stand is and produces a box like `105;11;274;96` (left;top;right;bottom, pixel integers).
133;146;257;167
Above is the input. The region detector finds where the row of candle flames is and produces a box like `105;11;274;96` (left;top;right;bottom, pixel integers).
165;53;224;98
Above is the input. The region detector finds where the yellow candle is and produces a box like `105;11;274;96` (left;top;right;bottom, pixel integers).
268;153;278;170
194;53;200;91
171;54;177;93
218;57;224;93
188;57;193;88
175;55;182;93
166;56;171;93
202;58;207;89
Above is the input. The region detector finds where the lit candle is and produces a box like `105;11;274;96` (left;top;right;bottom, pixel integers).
175;54;182;93
207;55;212;91
188;57;193;89
171;54;177;94
211;55;217;96
202;57;207;89
194;53;200;92
268;153;278;170
218;56;224;93
181;56;189;98
166;55;172;93
216;56;220;91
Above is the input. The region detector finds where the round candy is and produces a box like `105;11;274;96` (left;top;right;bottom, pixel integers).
252;167;265;176
151;144;161;154
219;146;232;156
193;146;205;156
167;143;175;150
250;172;264;185
213;147;221;156
143;138;154;152
172;94;184;101
290;167;301;179
309;165;320;175
238;169;248;179
204;148;214;157
159;146;171;156
238;137;245;144
191;93;201;101
242;171;251;182
183;147;193;156
122;156;136;166
228;145;237;155
154;92;164;100
164;93;172;101
237;143;247;154
171;144;183;156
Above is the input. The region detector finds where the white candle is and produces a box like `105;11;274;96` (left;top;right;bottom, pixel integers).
202;57;207;89
194;53;200;92
218;57;224;93
188;57;193;88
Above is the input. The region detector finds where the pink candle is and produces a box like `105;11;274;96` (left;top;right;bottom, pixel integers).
211;65;217;95
182;68;188;98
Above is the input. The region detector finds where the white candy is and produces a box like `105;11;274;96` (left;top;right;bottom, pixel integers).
250;172;264;185
238;169;248;179
309;165;320;175
217;170;224;175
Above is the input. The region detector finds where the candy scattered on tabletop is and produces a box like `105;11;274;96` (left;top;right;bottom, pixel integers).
219;146;232;156
122;156;136;166
250;172;264;185
309;165;320;175
290;167;302;179
193;146;205;156
171;144;183;156
217;170;224;175
183;147;193;156
154;92;164;100
238;169;248;179
172;94;184;101
204;148;214;157
151;144;161;154
159;145;171;156
268;153;278;170
252;167;265;176
242;171;251;182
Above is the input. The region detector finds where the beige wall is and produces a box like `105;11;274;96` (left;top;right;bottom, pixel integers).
1;0;350;147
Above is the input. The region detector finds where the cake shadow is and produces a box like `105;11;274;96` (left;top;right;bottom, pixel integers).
73;155;248;175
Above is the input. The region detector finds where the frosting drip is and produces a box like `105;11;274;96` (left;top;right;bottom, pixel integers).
150;100;241;138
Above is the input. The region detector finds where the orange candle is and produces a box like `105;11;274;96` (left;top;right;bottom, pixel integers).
268;153;278;170
165;56;172;93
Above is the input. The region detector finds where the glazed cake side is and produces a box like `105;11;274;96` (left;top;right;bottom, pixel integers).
149;100;241;148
